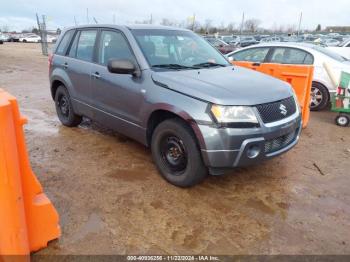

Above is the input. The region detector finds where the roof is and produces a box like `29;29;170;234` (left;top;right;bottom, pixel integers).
255;42;318;49
62;24;188;31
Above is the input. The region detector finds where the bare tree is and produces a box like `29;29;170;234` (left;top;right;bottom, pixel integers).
244;19;261;32
1;25;10;33
227;22;235;33
160;18;175;26
204;19;212;33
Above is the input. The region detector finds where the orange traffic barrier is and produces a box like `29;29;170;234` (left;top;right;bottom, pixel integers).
233;62;314;128
0;89;60;256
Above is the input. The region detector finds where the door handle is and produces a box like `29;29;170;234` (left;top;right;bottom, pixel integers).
91;72;101;79
62;62;68;69
252;62;261;66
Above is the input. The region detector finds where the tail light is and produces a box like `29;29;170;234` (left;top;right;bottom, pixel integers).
48;54;53;72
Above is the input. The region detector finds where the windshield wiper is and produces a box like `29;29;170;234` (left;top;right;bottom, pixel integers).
193;62;228;68
152;64;200;70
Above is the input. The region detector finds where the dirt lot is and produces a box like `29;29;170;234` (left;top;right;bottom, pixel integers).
1;43;349;255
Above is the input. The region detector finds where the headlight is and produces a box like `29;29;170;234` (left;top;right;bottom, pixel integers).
210;105;258;124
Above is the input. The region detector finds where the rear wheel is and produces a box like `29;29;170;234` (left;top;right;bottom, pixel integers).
335;114;349;127
310;82;329;111
54;85;82;127
151;119;207;187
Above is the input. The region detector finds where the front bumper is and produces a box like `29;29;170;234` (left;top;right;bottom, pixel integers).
198;112;302;174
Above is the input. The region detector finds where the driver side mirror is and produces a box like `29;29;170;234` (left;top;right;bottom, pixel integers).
107;59;141;77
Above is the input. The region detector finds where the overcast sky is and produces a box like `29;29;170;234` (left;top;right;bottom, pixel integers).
0;0;349;32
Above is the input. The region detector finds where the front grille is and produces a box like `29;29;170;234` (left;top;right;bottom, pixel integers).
256;96;296;124
264;129;298;154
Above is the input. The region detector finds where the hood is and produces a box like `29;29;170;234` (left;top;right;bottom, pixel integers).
151;66;294;106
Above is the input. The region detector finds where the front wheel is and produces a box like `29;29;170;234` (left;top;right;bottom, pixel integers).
310;82;329;111
54;85;82;127
151;119;207;187
335;114;349;127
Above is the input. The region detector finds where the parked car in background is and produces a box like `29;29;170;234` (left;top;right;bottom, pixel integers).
219;35;239;45
50;25;302;187
7;33;20;42
260;36;283;43
226;42;350;111
205;37;237;54
19;34;41;43
47;35;58;43
322;38;341;47
239;36;258;47
327;38;350;59
0;33;6;44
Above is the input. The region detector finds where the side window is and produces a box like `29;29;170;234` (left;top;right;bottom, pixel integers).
98;30;135;65
56;30;74;55
270;48;313;65
68;31;80;58
346;42;350;47
231;48;270;63
76;30;97;62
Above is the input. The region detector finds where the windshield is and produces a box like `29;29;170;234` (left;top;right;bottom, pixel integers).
312;45;347;62
131;29;230;69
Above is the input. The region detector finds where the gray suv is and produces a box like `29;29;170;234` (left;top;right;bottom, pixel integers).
49;25;302;187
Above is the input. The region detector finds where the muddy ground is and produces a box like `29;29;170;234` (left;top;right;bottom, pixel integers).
0;43;349;255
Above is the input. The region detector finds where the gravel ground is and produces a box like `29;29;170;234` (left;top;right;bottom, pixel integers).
0;43;349;255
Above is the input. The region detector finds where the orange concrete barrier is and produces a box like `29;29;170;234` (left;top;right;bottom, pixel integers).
0;89;60;256
233;62;314;128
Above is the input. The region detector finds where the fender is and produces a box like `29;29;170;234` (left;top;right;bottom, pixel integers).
142;102;208;150
50;68;74;99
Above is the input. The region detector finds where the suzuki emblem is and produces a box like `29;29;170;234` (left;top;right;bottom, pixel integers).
279;104;287;115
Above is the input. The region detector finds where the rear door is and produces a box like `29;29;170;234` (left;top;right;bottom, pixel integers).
64;29;98;117
230;46;314;127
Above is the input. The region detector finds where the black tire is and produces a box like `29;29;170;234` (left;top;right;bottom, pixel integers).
335;114;349;127
151;118;207;187
54;85;82;127
310;82;329;111
23;39;27;43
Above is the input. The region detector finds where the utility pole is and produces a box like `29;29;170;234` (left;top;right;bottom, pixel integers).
191;14;196;31
113;13;116;24
36;13;48;56
297;11;303;36
240;12;245;35
74;16;77;26
86;8;90;24
150;14;153;24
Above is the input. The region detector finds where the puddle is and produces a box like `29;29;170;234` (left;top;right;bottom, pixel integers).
22;108;59;135
69;213;106;243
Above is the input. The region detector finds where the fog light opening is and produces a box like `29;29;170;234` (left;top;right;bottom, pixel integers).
247;145;261;159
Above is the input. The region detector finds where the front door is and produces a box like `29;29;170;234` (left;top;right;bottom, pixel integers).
90;29;144;132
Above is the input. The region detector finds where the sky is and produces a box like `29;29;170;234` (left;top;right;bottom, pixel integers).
0;0;349;32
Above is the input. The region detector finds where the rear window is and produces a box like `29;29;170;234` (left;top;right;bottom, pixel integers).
270;47;314;65
56;30;74;55
76;30;97;62
312;45;347;62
